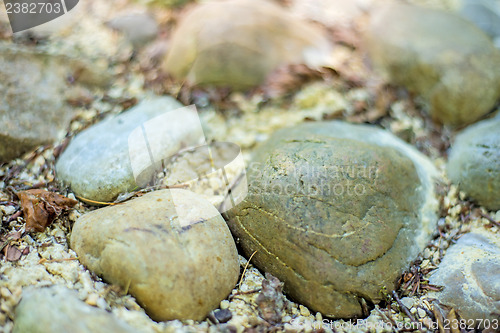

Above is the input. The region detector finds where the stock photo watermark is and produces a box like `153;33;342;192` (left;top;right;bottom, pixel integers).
127;104;248;219
290;317;499;331
2;0;79;32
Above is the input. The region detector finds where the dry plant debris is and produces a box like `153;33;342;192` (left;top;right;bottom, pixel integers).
17;189;78;232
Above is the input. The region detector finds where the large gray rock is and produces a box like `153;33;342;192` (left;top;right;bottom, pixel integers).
0;44;74;162
428;232;500;329
71;189;239;321
226;121;439;318
56;97;205;203
365;3;500;126
13;286;136;333
447;118;500;210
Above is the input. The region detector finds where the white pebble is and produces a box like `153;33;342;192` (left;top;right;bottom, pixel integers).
299;305;310;317
1;205;16;215
220;300;229;310
96;297;108;310
86;293;99;306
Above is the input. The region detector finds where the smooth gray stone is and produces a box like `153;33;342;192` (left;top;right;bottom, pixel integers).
428;232;500;329
447;118;500;210
365;3;500;126
56;97;205;203
108;13;158;48
0;43;74;162
13;286;137;333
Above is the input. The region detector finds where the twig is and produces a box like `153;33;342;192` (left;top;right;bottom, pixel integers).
229;288;262;299
38;257;79;264
238;250;258;288
7;210;22;223
420;284;443;292
478;211;500;228
392;290;417;323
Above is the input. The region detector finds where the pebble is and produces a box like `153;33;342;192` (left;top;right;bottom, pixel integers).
365;3;500;126
220;300;230;310
56;97;204;203
13;286;137;333
226;121;439;318
107;13;158;49
447;118;500;210
70;189;239;321
400;297;415;310
428;231;500;329
1;205;16;216
162;0;332;89
0;44;75;162
299;305;310;317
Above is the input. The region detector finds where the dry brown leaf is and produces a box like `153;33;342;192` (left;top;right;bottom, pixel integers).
5;245;22;262
256;273;286;325
262;64;326;98
17;189;78;232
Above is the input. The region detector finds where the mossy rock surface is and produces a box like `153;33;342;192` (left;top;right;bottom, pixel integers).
226;121;439;318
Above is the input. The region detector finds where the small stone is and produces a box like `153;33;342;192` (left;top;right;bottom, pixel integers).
400;297;415;310
0;287;12;299
96;297;109;310
1;205;16;216
13;286;136;333
417;308;426;318
220;300;230;310
56;97;204;203
108;13;158;49
209;309;232;324
447;118;500;210
226;121;439;318
299;305;310;317
0;44;76;162
428;231;500;329
71;189;239;321
85;293;99;306
365;3;500;126
162;0;332;89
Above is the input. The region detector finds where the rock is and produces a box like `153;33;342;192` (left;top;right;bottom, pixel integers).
70;189;239;321
447;118;500;210
13;285;136;333
428;231;500;329
459;0;500;46
0;43;74;162
226;121;439;318
56;97;206;203
162;0;332;89
107;13;158;49
365;3;500;126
